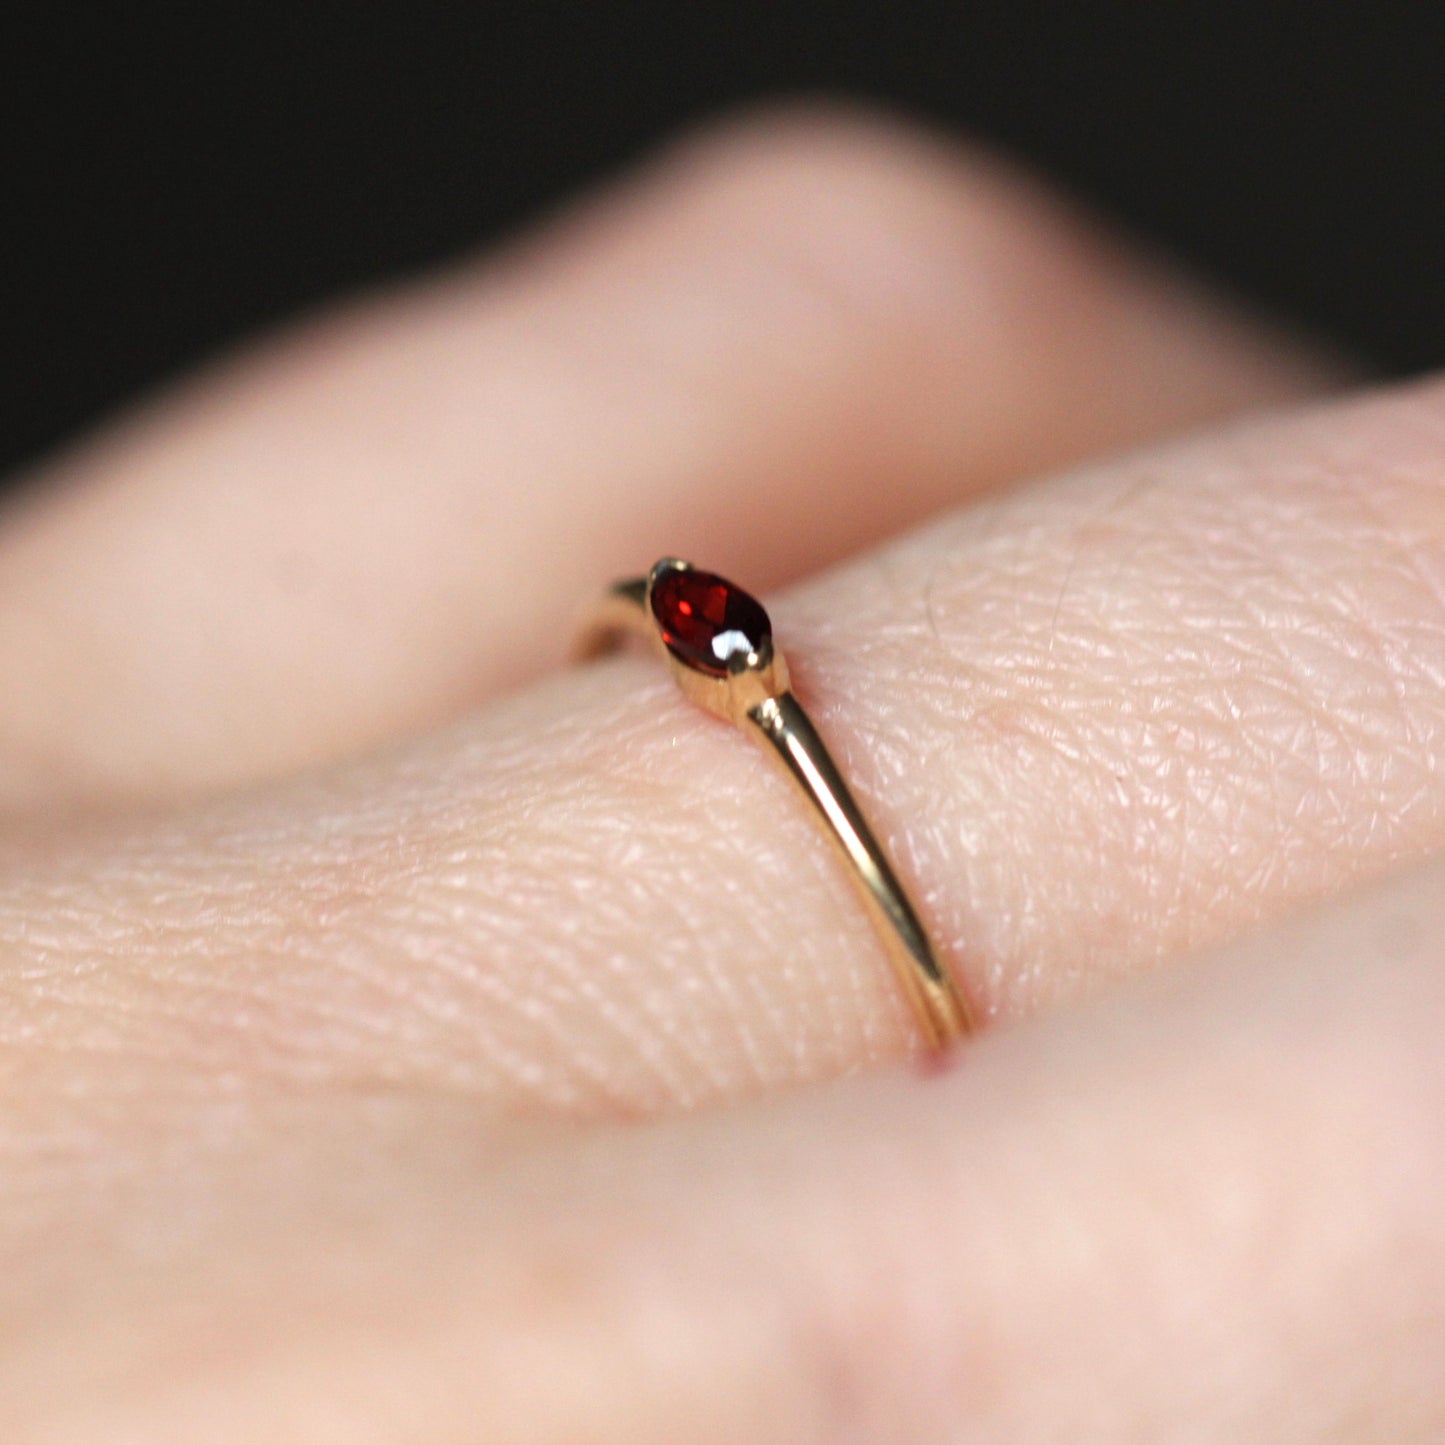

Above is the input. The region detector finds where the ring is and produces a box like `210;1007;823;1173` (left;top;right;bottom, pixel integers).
576;558;975;1049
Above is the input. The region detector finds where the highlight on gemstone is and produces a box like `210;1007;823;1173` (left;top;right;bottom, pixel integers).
649;563;772;676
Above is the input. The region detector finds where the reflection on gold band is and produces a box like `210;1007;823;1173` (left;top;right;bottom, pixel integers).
576;561;974;1049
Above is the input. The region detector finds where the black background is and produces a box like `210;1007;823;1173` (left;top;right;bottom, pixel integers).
5;3;1443;477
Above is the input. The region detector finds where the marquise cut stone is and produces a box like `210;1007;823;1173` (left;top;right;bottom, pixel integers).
650;566;771;676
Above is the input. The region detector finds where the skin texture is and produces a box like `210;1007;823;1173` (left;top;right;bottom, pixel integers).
5;860;1445;1443
0;108;1329;807
4;385;1443;1116
0;106;1441;1440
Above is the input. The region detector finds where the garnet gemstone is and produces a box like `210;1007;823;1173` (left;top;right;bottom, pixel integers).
650;566;771;676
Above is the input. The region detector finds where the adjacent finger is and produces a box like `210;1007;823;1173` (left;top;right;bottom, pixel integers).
5;855;1442;1442
0;105;1336;807
3;377;1442;1115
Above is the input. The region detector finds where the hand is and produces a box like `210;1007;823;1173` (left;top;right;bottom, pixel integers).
2;106;1440;1442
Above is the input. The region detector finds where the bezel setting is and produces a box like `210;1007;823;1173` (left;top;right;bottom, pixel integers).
643;558;790;723
573;556;975;1046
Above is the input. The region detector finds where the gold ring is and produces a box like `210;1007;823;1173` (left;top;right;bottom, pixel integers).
576;558;975;1049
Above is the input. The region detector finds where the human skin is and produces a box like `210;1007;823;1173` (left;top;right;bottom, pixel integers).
1;106;1443;1441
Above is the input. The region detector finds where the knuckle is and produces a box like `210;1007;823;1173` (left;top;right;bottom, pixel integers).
664;98;976;214
648;100;1113;348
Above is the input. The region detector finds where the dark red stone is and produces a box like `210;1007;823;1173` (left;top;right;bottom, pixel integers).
650;566;771;676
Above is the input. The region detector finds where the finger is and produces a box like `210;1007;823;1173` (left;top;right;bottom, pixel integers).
0;104;1336;807
3;376;1442;1116
5;856;1442;1442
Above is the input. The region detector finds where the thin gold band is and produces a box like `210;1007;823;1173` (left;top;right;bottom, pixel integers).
576;560;974;1049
